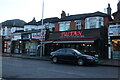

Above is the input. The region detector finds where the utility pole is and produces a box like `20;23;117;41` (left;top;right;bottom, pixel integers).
40;0;44;57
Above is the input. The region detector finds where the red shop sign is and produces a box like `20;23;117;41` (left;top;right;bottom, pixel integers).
61;31;82;37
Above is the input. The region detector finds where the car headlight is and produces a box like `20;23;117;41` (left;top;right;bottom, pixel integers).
50;52;53;55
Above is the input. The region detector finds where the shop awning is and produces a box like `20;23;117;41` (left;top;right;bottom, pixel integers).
43;40;95;44
42;41;54;44
53;41;94;43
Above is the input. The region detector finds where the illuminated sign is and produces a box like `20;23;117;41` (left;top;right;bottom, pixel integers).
48;29;101;40
61;31;82;37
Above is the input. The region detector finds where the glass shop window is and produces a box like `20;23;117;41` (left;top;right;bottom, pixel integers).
112;39;120;51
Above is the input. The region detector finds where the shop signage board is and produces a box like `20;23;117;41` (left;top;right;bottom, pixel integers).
61;31;83;37
32;31;46;40
4;35;13;39
12;33;21;40
23;34;31;39
48;28;101;40
109;25;120;36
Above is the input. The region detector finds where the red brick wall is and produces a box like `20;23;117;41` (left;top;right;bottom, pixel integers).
70;20;85;30
113;12;120;21
54;17;109;31
70;21;75;30
54;23;59;31
104;17;109;28
81;20;85;29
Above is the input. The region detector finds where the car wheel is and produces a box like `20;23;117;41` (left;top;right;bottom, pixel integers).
52;57;58;63
77;59;84;66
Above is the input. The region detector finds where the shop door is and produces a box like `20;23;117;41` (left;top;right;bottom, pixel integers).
29;42;37;56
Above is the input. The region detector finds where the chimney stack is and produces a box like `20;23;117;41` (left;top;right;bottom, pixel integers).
117;0;120;11
61;10;66;18
107;3;112;16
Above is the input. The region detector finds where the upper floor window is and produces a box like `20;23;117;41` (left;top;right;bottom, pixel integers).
85;17;104;29
89;18;97;28
7;28;11;35
75;20;82;30
98;17;104;27
45;23;55;32
59;21;70;31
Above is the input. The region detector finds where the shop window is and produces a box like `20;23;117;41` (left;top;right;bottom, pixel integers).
112;39;120;59
112;39;120;51
4;41;11;53
14;41;19;53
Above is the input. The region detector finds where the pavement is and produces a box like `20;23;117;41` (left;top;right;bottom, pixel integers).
2;53;120;67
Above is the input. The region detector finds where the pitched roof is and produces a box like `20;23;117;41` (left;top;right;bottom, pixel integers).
25;17;37;25
2;19;26;27
37;17;60;25
59;11;109;21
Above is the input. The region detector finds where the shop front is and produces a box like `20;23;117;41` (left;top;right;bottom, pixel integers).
31;31;46;56
18;32;38;56
23;40;38;56
3;35;13;54
108;25;120;59
45;28;108;59
11;33;22;54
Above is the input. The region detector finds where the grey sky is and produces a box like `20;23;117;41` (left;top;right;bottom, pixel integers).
0;0;118;23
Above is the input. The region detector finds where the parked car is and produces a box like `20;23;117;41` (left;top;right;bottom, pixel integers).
50;48;98;66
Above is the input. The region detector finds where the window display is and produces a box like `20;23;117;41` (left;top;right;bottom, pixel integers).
4;41;11;53
112;39;120;59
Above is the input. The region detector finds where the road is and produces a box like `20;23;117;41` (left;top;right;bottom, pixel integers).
2;57;119;79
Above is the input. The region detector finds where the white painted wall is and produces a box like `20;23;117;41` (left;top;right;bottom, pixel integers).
2;26;24;36
24;23;55;31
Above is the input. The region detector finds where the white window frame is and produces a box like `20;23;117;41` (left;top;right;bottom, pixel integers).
75;20;82;30
85;17;104;29
44;23;55;31
59;21;70;31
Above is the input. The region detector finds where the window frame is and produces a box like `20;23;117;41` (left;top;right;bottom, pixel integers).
75;20;82;30
59;21;70;31
85;17;104;29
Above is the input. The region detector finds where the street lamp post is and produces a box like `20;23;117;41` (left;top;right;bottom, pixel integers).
40;0;44;57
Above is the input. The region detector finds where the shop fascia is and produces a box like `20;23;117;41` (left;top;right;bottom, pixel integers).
61;31;83;37
108;25;120;36
31;30;46;40
48;29;101;40
11;33;21;41
108;25;120;59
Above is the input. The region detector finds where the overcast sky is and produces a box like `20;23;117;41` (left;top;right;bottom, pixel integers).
0;0;119;23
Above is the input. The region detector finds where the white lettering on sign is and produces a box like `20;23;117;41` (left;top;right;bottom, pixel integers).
32;32;46;39
109;25;120;36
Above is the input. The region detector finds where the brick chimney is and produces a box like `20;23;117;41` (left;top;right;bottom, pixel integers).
61;10;66;18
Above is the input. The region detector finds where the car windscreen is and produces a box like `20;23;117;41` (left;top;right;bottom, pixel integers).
56;49;66;53
72;49;82;55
